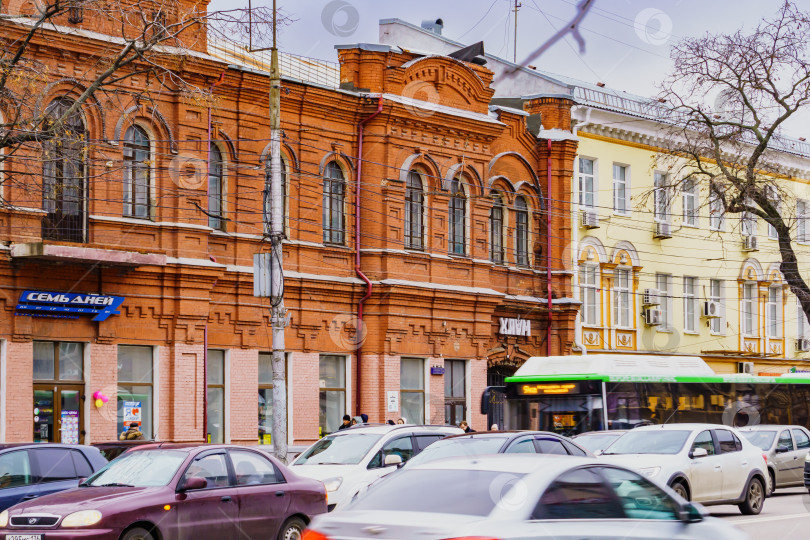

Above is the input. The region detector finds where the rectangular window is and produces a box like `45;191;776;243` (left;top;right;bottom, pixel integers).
709;192;725;231
653;173;669;222
742;212;756;237
709;279;724;334
684;277;698;332
206;350;225;444
742;283;758;337
400;358;425;425
798;298;809;339
613;268;631;328
656;274;672;330
117;345;153;440
682;180;698;227
258;353;273;445
444;360;466;426
613;164;628;214
579;158;595;209
33;341;83;381
580;264;600;326
798;200;808;243
767;186;780;240
319;355;346;435
767;287;782;338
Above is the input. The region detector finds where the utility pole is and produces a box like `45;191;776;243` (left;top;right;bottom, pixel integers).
513;0;521;63
268;0;287;463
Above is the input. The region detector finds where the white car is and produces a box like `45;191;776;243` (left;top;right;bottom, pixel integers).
598;423;768;514
290;424;461;510
304;454;748;540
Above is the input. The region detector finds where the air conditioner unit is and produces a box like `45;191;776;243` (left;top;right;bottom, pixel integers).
737;361;754;374
742;235;758;251
642;288;660;306
703;301;721;318
797;338;810;352
653;221;672;239
581;209;599;229
642;307;662;326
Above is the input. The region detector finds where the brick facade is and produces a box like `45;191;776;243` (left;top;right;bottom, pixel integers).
0;9;578;447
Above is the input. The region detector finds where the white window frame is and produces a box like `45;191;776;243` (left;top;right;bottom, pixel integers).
613;268;631;328
578;157;596;209
653;173;670;223
656;274;673;331
613;164;629;215
797;297;810;340
741;211;757;238
709;279;726;335
683;277;698;333
709;191;725;231
580;263;600;326
767;186;781;240
682;179;698;227
798;200;808;243
742;282;758;337
766;286;782;339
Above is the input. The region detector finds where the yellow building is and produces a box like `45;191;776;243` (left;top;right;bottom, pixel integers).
569;87;810;374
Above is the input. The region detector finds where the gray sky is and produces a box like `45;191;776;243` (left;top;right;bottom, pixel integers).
209;0;808;135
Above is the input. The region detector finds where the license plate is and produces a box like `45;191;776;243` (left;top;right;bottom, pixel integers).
6;535;43;540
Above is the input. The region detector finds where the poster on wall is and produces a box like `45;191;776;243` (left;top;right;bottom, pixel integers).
386;391;399;413
61;410;79;444
123;401;142;428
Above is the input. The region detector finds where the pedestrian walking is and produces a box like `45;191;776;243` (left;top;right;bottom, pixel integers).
459;420;475;433
338;414;352;430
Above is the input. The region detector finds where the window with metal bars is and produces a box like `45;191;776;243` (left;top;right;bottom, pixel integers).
323;161;345;244
515;196;529;266
405;171;424;250
448;177;466;255
123;126;150;219
490;193;504;263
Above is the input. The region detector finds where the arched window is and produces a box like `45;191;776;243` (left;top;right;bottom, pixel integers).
515;196;529;266
208;143;224;230
264;156;287;235
42;97;86;242
490;193;504;263
323;161;345;244
123;126;151;218
449;176;466;255
405;171;424;250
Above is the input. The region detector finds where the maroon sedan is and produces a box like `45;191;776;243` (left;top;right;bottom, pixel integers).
0;443;326;540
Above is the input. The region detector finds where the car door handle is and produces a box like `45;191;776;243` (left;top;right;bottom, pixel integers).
275;491;285;497
714;465;722;470
221;496;232;502
741;461;748;466
21;495;38;500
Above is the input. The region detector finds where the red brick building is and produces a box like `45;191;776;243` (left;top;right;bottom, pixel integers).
0;4;578;450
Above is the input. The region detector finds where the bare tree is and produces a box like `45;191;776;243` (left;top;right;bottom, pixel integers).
656;1;810;323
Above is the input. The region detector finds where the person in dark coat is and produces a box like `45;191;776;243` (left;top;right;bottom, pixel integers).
337;414;352;430
360;413;369;424
459;421;475;433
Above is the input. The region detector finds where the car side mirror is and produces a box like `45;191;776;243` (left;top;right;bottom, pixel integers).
677;502;703;523
775;445;790;454
689;447;708;459
384;454;403;467
179;477;207;491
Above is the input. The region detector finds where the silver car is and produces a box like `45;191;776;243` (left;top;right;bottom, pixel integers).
739;424;810;492
305;454;748;540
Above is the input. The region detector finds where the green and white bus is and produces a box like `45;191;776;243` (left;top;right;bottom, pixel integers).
484;355;810;436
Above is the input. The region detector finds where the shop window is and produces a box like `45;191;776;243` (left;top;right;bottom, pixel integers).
405;171;424;250
123;125;151;218
515;196;529;266
258;352;274;445
444;360;466;426
207;350;226;444
400;358;425;424
208;143;225;230
323;161;346;244
319;355;346;435
33;341;84;444
117;345;153;440
490;193;504;263
449;176;466;255
33;341;83;381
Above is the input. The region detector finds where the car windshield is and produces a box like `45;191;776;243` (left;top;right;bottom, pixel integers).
85;450;186;487
294;433;382;465
348;469;526;516
603;430;690;455
741;430;776;450
574;433;623;453
405;437;508;467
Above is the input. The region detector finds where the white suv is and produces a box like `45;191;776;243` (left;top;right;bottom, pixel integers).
598;424;768;514
290;424;462;510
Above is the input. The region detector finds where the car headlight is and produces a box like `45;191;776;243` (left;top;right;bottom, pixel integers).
0;510;8;528
61;510;102;528
639;467;661;478
323;477;343;492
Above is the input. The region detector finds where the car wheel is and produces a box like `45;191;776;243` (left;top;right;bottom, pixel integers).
738;477;765;515
121;527;154;540
277;517;306;540
670;480;689;501
768;470;775;496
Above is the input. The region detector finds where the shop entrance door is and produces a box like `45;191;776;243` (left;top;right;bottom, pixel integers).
33;385;84;444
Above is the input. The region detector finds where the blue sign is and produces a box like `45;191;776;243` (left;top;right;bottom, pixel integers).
430;366;445;375
15;291;125;322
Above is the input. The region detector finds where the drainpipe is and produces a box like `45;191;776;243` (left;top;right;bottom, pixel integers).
203;325;208;443
571;107;592;355
355;96;384;415
547;139;553;357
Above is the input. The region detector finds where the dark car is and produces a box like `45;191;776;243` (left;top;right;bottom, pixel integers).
0;443;107;511
0;443;326;540
403;430;594;468
572;429;629;454
92;440;155;461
